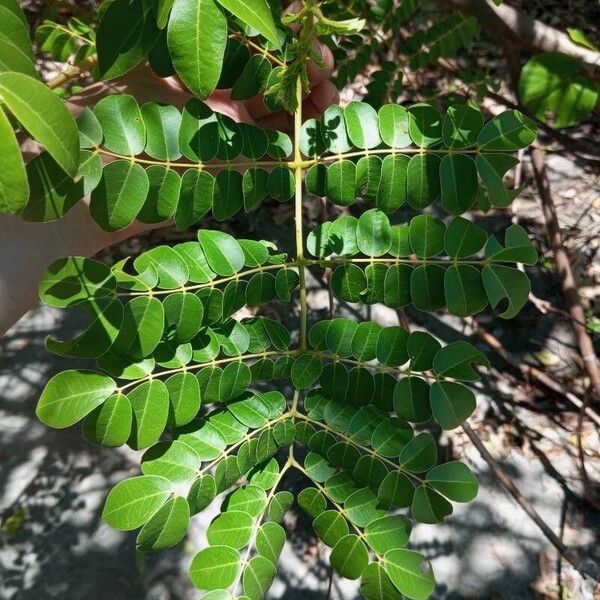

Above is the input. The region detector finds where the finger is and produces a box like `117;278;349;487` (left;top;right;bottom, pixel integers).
245;93;275;122
307;79;340;116
245;45;335;122
206;89;257;125
255;80;339;132
255;110;294;133
307;41;335;87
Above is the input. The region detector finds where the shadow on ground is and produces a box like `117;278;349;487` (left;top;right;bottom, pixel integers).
2;299;598;600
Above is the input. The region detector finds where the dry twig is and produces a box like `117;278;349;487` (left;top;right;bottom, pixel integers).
462;422;590;575
530;148;600;402
445;0;600;71
465;317;600;428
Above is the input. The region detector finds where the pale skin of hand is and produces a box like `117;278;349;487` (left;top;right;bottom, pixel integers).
0;43;339;337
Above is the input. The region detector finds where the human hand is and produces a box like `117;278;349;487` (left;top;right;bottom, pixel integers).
0;40;339;336
67;38;338;247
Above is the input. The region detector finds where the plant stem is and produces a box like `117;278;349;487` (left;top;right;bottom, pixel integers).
294;77;308;350
230;458;293;595
46;54;98;90
119;262;295;297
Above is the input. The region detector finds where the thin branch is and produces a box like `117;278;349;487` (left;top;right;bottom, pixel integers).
445;0;600;71
46;54;98;90
464;316;600;428
436;57;600;160
324;566;334;600
575;387;600;507
120;262;296;297
530;148;600;401
228;30;287;68
461;422;586;574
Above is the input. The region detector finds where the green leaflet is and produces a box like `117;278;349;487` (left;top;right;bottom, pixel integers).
168;0;227;98
111;296;165;359
430;381;476;430
94;95;146;155
215;0;280;48
361;563;404;600
142;439;200;482
97;0;157;79
365;514;411;554
477;109;537;151
444;217;487;259
412;485;452;523
102;475;172;531
400;433;437;472
256;521;285;563
198;230;246;276
378;472;415;509
345;487;386;527
433;341;490;380
0;0;37;77
243;555;277;600
188;475;217;514
378;104;411;148
22;151;86;222
142;102;183;161
408;103;442;147
426;460;478;502
227;485;268;517
37;370;116;428
128;380;170;449
483;264;531;319
136;495;190;551
442;104;483;149
83;393;132;447
519;52;599;128
566;27;598;51
291;354;322;389
207;509;253;549
90;161;149;231
0;72;79;178
330;534;369;579
384;548;436;600
135;246;190;289
409;215;445;258
440;154;478;214
344;101;382;149
485;224;538;266
313;510;349;547
154;0;176;28
357;209;392;257
190;545;241;590
0;105;29;214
